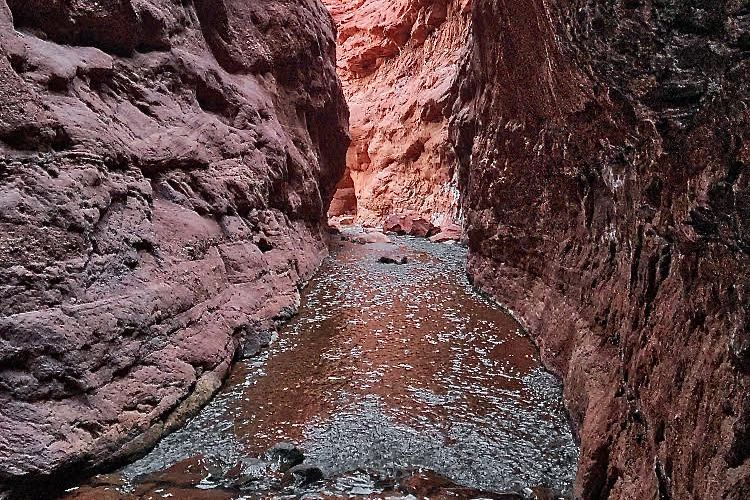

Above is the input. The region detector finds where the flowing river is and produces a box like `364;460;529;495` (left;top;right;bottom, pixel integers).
65;230;578;499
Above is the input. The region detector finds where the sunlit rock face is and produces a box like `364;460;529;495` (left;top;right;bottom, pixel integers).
0;0;347;488
322;0;470;226
328;169;357;216
450;0;750;498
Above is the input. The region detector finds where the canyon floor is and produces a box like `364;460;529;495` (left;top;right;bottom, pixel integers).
53;230;578;500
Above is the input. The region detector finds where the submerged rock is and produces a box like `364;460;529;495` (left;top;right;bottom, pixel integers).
228;457;270;488
285;463;325;487
238;328;274;360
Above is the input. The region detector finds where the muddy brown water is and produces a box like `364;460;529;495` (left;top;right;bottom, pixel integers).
63;232;578;499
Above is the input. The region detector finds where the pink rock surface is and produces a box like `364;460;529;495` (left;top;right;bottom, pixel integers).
348;231;392;245
0;0;348;487
328;170;357;216
384;213;436;237
322;0;470;226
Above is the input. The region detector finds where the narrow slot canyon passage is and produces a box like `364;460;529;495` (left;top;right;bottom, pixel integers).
63;234;577;499
2;0;748;498
53;0;578;500
322;0;468;229
56;1;582;495
55;0;578;494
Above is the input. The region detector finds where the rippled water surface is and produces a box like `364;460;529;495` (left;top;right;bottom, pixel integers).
66;232;578;499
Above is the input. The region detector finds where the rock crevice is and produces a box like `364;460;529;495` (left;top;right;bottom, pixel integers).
2;0;750;498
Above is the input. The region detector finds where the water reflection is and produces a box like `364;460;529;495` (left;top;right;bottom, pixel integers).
66;232;578;499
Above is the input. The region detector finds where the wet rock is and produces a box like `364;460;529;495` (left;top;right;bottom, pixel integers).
273;305;299;324
326;224;342;235
0;0;349;487
130;455;220;489
205;461;224;482
229;458;269;488
284;463;325;487
238;328;274;360
378;254;408;264
266;442;304;472
521;485;564;500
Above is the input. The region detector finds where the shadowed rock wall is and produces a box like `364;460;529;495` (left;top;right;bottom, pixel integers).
450;0;750;498
323;0;471;226
0;0;347;490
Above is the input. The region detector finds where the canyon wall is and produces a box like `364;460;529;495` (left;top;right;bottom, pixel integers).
450;0;750;498
323;0;470;226
0;0;347;492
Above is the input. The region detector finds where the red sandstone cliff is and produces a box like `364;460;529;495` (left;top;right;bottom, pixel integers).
323;0;470;226
0;0;347;490
450;0;750;498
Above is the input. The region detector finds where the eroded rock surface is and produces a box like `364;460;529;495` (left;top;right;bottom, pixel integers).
0;0;347;491
383;212;436;237
323;0;470;225
451;0;750;498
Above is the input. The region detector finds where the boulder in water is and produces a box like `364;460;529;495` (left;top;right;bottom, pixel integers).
266;442;304;472
379;254;408;264
285;463;325;487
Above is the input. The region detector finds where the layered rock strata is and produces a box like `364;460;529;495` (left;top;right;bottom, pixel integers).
0;0;347;491
323;0;470;226
450;0;750;498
